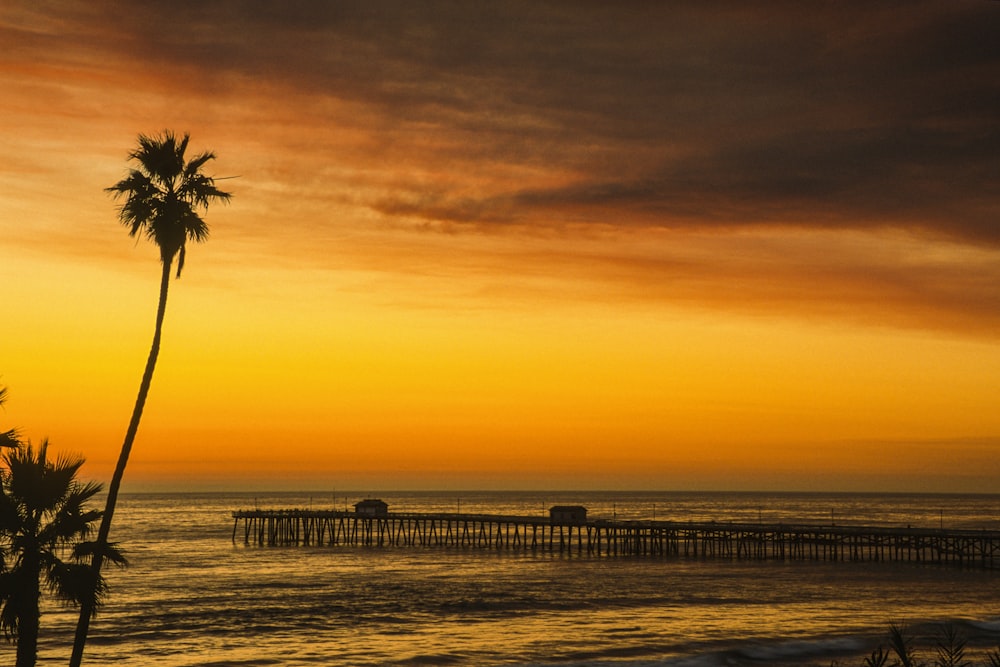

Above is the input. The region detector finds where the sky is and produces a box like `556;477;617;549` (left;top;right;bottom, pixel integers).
1;1;999;493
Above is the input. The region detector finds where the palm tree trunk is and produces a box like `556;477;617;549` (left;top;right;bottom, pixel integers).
16;556;41;667
16;594;39;667
69;260;172;667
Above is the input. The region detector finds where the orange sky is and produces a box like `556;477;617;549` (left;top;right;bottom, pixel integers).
2;2;999;492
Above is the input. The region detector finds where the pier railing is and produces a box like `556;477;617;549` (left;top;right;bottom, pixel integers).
231;510;1000;569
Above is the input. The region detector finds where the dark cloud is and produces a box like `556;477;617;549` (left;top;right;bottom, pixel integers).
7;1;999;243
505;122;1000;236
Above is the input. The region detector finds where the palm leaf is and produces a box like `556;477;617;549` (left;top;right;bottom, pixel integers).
0;384;17;448
0;428;18;449
862;645;889;667
73;540;128;568
183;150;216;177
44;560;108;611
888;622;919;667
934;623;970;667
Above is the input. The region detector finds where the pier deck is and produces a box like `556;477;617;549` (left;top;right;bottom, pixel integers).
231;509;1000;569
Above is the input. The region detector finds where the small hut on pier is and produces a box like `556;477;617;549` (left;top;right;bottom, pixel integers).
550;505;587;524
354;499;389;517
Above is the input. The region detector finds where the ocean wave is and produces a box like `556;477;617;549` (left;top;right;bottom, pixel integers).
734;635;866;662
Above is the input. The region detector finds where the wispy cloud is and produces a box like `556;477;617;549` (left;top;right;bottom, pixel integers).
8;1;997;234
3;1;998;334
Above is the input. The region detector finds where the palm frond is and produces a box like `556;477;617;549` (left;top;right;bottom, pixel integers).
175;210;210;278
0;428;19;449
862;645;889;667
933;624;969;667
108;171;157;237
183;150;216;177
130;133;166;180
888;622;920;667
130;130;188;187
44;560;111;611
39;503;102;546
176;132;190;163
105;169;153;198
5;443;47;508
41;458;85;501
0;384;16;448
73;540;127;568
179;174;231;208
183;210;211;241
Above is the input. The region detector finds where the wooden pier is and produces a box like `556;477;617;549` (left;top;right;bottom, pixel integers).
231;509;1000;569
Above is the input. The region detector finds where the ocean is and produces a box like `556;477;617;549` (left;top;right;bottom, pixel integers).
30;491;1000;666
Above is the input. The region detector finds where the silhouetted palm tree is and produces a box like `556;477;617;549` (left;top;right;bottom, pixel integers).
1;385;20;449
70;131;230;666
0;441;125;667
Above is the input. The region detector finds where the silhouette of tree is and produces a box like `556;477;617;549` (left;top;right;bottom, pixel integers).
70;131;230;666
0;441;125;667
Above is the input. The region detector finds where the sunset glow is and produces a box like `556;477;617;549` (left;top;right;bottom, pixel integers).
2;2;998;491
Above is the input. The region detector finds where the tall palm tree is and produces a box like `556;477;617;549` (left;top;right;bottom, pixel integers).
70;131;230;665
0;441;125;667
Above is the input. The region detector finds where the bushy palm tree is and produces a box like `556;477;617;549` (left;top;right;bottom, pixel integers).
70;131;231;665
0;441;125;667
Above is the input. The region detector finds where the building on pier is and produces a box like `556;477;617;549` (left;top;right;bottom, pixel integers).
354;499;389;517
550;505;587;524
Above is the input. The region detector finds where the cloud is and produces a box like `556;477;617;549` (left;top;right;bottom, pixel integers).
9;2;997;240
500;122;1000;238
87;0;990;244
3;0;999;338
